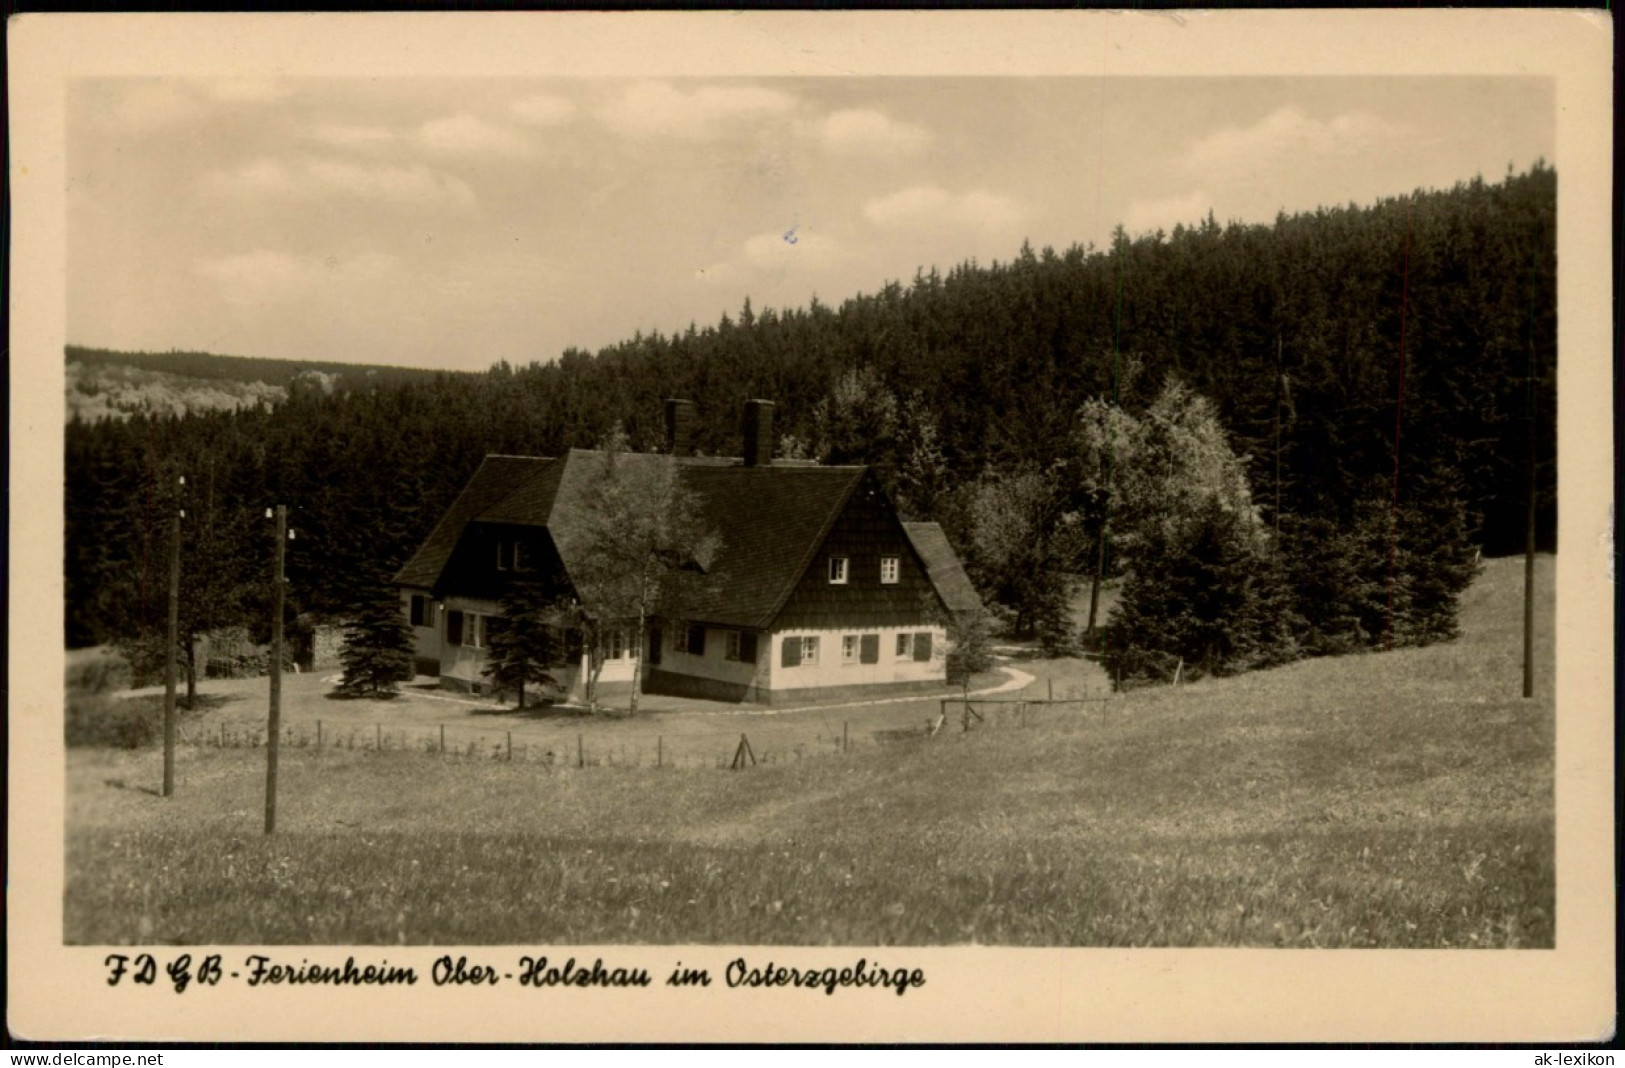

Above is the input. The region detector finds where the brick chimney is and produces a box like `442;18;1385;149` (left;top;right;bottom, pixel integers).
664;398;696;456
742;399;774;467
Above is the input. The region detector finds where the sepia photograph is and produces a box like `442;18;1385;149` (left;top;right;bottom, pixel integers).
9;11;1614;1044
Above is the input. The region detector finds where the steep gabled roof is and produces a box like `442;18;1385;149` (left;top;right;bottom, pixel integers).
393;455;558;589
675;464;867;630
396;452;980;632
903;522;984;615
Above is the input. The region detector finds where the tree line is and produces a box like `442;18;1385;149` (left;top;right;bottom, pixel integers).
64;165;1555;688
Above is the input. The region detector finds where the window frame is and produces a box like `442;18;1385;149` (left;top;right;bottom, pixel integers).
725;630;742;662
828;556;849;584
841;634;859;663
895;632;911;659
880;556;900;584
800;635;820;665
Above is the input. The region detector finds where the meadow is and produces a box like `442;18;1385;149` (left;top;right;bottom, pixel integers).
64;556;1554;947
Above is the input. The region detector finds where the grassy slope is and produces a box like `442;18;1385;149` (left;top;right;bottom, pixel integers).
65;557;1554;947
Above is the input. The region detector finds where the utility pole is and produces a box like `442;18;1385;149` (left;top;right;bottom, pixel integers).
1523;354;1537;700
265;505;286;834
162;478;184;797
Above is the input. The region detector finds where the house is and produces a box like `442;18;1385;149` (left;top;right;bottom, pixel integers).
394;399;982;706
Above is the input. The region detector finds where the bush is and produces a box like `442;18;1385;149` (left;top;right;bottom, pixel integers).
66;649;154;748
945;609;996;685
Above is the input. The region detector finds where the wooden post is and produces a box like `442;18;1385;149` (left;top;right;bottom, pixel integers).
1047;677;1053;702
163;512;180;798
440;724;446;753
507;731;513;762
578;733;584;768
376;723;382;751
842;721;849;753
657;735;663;768
264;504;286;835
316;720;322;748
1173;658;1183;686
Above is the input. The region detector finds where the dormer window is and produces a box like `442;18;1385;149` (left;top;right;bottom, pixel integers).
828;556;849;584
513;541;531;572
880;556;899;584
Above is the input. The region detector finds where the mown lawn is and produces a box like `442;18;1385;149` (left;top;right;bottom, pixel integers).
65;556;1554;947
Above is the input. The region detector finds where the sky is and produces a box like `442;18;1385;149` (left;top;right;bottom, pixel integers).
67;76;1554;372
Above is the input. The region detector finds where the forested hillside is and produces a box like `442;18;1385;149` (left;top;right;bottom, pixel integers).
65;166;1555;666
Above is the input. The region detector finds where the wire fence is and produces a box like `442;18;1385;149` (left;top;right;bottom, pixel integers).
178;688;1126;773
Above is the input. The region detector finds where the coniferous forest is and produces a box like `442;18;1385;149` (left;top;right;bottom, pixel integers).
64;166;1556;682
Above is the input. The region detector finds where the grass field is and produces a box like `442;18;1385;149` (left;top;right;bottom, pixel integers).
65;556;1554;947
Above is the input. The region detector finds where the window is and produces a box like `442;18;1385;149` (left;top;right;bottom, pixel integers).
725;631;742;661
738;632;758;664
880;556;899;584
842;635;859;663
687;624;707;657
496;542;511;571
895;633;910;659
782;635;819;667
648;625;662;666
674;624;689;654
447;610;464;646
828;556;848;584
468;613;487;650
606;629;626;660
409;594;433;628
860;634;880;664
912;632;933;662
513;541;532;572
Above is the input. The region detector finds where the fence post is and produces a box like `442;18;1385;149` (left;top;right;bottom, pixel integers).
657;735;663;768
375;723;382;751
842;721;849;753
1048;678;1054;701
440;724;446;753
506;731;513;762
578;733;584;768
316;720;322;749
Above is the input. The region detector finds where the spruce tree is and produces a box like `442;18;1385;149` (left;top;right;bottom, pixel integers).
338;577;414;697
482;579;569;708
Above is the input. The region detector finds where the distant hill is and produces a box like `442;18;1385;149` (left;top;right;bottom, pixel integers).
65;346;469;422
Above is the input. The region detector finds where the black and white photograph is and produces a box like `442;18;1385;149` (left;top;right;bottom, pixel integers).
8;11;1614;1044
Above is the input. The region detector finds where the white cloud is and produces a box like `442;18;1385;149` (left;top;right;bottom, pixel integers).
1121;190;1214;236
1186;106;1401;181
817;109;930;156
202;158;478;211
195;250;399;308
598;81;797;140
511;94;577;127
741;226;841;269
418;113;535;157
863;185;1025;234
309;124;398;151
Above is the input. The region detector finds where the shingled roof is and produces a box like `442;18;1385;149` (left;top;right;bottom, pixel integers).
396;450;963;631
903;522;984;615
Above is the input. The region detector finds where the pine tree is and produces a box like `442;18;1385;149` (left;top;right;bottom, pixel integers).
482;579;570;708
338;577;414;697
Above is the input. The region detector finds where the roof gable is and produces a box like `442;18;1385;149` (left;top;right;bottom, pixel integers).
903;522;985;615
393;455;557;589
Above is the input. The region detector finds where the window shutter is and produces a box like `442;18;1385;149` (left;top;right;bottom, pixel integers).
781;636;801;667
447;610;464;646
913;632;932;662
739;632;758;664
409;596;424;627
860;634;880;664
648;625;662;665
688;624;706;657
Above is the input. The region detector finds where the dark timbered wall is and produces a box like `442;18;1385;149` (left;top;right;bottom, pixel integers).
772;470;945;631
436;521;572;603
